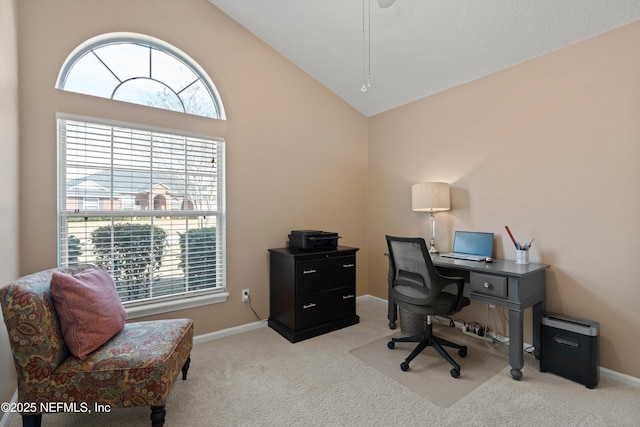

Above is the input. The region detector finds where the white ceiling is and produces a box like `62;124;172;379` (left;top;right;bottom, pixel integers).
208;0;640;117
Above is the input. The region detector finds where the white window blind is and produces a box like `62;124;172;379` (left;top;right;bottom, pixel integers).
58;116;225;306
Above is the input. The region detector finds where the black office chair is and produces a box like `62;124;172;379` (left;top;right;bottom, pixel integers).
385;235;470;378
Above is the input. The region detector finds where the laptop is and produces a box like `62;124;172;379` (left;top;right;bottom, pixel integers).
441;231;494;261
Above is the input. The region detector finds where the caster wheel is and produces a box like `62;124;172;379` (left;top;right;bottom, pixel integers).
387;341;395;349
450;368;460;378
389;321;397;329
400;362;410;371
459;349;467;357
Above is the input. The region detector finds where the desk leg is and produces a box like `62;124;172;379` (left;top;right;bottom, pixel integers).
532;299;545;360
508;308;524;381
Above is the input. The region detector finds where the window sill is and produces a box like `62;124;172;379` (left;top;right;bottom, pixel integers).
125;292;229;320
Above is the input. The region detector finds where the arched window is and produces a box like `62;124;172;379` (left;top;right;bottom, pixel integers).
56;33;225;119
56;33;227;317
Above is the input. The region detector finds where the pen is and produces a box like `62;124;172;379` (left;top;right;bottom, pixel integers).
505;226;518;249
524;238;534;250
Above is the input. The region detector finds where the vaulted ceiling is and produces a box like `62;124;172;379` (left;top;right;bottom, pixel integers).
209;0;640;117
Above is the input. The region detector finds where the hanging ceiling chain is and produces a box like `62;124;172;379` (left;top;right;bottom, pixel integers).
361;0;371;92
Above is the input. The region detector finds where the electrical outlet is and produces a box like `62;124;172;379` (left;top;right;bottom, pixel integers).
242;289;249;302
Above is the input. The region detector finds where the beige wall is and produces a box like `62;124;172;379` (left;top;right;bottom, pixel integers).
0;0;20;407
368;21;640;378
3;2;638;409
16;0;368;333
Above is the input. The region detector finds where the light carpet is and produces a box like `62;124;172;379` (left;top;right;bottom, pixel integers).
6;298;640;426
350;326;508;408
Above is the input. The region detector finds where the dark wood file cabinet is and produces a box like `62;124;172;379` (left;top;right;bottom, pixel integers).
268;246;359;343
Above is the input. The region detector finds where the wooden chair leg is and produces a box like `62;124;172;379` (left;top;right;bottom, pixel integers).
182;355;191;380
22;414;42;427
150;405;166;427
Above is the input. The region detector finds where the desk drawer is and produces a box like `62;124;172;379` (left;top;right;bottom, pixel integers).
295;286;356;331
471;272;507;298
296;256;356;295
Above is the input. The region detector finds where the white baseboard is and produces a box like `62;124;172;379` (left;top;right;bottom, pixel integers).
600;367;640;388
193;295;378;345
358;294;387;304
193;318;268;345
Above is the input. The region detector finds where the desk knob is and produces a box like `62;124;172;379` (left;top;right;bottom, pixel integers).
484;282;490;288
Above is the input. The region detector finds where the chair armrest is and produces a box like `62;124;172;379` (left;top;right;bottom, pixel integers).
395;270;428;295
438;274;466;313
391;270;432;305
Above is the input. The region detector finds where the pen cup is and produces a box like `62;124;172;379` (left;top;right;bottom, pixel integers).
516;249;529;265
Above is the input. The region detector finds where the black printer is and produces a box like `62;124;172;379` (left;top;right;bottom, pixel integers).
288;230;340;251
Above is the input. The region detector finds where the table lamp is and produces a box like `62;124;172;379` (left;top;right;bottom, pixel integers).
412;182;450;254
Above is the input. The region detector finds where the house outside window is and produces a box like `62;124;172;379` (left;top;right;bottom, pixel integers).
56;34;227;316
81;198;99;210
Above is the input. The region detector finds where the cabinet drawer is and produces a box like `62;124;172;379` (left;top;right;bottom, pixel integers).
296;256;356;295
295;287;356;331
471;272;507;298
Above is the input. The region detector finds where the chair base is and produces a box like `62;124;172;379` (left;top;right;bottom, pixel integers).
388;323;467;378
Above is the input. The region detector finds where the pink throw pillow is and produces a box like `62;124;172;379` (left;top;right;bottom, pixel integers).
50;266;126;359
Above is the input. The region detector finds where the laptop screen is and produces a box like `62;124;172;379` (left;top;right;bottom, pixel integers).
452;231;494;257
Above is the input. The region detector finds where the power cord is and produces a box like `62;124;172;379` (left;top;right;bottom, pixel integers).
435;315;456;327
246;294;262;321
484;304;509;354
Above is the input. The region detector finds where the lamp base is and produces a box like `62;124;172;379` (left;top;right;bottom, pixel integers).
428;213;439;255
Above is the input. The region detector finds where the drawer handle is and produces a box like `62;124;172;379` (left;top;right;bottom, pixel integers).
553;336;579;348
484;282;491;288
342;263;355;268
303;303;317;309
342;294;355;300
303;269;317;274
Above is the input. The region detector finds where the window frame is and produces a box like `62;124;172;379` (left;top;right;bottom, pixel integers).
57;113;228;319
55;32;226;120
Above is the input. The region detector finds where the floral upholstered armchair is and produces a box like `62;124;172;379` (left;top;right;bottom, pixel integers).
0;264;193;427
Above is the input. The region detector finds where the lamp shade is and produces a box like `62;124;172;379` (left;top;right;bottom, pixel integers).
411;182;450;212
